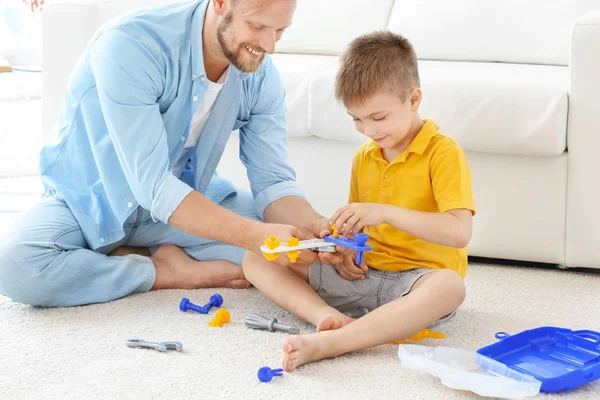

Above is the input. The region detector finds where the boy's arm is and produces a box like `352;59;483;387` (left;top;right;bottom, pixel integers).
331;204;472;248
332;144;475;249
382;206;472;248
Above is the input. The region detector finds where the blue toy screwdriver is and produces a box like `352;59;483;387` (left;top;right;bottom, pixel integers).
257;366;284;383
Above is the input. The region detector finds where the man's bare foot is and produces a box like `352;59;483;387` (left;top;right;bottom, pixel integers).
108;246;151;257
316;312;354;332
151;245;251;290
282;331;341;372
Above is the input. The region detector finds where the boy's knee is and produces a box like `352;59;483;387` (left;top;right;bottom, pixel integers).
241;251;263;277
433;269;466;308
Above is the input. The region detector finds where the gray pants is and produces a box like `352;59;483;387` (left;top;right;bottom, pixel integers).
309;261;455;324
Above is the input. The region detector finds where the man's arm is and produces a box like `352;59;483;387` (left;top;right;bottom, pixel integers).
263;195;325;238
88;30;278;251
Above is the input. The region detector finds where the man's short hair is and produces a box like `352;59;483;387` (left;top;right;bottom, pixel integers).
335;31;420;107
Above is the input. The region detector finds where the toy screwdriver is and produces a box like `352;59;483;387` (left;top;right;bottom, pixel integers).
245;314;300;334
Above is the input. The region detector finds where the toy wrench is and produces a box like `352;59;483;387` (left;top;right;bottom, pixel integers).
126;339;183;352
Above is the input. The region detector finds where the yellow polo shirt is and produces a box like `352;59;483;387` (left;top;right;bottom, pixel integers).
349;119;475;278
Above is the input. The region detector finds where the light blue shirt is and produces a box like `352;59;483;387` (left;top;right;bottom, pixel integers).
39;0;303;250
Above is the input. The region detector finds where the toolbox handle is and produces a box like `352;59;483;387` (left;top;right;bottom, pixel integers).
573;330;600;343
495;332;511;340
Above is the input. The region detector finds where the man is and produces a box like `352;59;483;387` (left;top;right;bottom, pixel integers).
0;0;335;307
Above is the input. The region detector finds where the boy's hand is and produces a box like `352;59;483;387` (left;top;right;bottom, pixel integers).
330;203;386;236
320;246;368;280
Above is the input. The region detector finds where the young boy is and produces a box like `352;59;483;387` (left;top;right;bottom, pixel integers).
242;31;476;371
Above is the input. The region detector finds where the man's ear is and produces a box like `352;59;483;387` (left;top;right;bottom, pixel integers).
212;0;229;17
410;88;422;111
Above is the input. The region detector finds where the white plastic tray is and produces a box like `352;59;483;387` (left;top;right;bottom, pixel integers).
398;345;541;399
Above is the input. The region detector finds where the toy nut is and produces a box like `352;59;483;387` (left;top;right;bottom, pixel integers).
209;309;231;327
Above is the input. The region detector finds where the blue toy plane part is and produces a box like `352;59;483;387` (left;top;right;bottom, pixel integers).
324;233;372;265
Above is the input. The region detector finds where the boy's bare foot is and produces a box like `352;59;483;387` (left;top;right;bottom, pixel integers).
151;245;251;290
282;331;340;372
316;312;354;332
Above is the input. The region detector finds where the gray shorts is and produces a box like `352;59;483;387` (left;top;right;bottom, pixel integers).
308;261;455;325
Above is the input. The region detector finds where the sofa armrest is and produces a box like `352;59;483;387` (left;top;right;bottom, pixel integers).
566;12;600;268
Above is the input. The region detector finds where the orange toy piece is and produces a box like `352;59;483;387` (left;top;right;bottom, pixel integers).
286;238;300;263
331;224;339;238
208;309;231;327
393;329;446;344
263;236;280;261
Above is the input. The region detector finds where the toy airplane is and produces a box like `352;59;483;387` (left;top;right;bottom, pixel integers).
261;225;372;264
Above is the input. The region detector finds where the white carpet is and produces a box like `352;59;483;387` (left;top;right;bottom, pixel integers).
0;262;599;399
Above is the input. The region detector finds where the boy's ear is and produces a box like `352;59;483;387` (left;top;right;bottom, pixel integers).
410;88;422;111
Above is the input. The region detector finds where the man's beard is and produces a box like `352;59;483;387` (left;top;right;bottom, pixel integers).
216;12;266;73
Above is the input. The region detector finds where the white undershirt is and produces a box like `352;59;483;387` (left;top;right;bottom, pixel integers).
184;66;230;148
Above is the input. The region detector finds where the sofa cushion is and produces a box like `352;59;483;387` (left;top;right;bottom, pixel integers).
271;54;339;138
387;0;599;66
275;0;395;56
278;56;569;157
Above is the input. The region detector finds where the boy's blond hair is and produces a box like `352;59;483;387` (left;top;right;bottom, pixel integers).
335;31;420;107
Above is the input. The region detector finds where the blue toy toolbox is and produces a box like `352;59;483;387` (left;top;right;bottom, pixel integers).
477;326;600;393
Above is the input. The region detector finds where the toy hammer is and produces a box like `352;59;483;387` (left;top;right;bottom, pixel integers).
245;314;300;334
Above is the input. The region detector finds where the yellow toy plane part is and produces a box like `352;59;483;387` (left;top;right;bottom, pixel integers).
393;329;446;344
332;224;339;238
286;238;300;263
261;236;337;263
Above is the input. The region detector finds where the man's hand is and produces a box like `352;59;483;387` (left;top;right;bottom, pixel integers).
319;245;368;280
330;203;386;236
313;217;333;238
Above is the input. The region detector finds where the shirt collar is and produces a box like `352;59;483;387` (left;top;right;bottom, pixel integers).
405;118;439;155
367;119;439;162
191;0;252;82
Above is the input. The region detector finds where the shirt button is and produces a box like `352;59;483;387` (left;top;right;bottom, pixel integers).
181;136;186;142
100;237;105;244
127;202;133;208
384;173;390;178
200;76;206;82
192;74;197;79
193;95;199;101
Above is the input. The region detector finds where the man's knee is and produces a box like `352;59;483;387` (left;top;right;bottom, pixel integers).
222;189;261;221
0;242;57;307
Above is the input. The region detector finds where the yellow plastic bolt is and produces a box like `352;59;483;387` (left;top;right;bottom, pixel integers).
286;238;300;263
265;236;281;250
393;329;446;344
263;236;281;261
331;224;339;238
208;309;231;327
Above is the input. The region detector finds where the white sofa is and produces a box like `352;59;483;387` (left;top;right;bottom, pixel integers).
42;0;600;269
